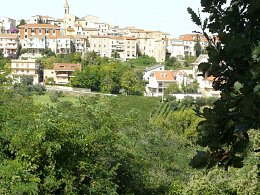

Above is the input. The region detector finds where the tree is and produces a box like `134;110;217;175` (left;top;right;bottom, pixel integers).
165;57;177;67
194;35;202;57
164;83;180;95
188;0;260;168
121;70;143;95
16;19;26;28
40;48;55;57
127;55;157;67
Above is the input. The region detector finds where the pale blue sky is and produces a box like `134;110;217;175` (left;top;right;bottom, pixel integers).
0;0;202;36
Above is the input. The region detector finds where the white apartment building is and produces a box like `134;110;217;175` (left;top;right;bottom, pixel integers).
0;17;16;33
11;59;40;84
21;35;46;55
0;33;19;57
56;36;73;54
74;36;88;53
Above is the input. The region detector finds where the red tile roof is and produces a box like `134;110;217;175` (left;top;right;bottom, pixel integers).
154;71;177;81
54;63;82;71
19;24;60;29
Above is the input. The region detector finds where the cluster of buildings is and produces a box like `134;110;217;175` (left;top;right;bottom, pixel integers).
0;0;208;62
144;54;220;97
9;54;220;98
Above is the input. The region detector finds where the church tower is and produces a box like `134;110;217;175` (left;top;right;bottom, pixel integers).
64;0;69;15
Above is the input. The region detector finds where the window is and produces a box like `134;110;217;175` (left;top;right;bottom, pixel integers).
46;29;49;33
39;29;42;34
53;30;56;34
25;29;27;33
31;28;35;33
25;35;27;38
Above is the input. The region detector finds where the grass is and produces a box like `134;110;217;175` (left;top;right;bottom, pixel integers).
33;93;161;121
33;93;80;105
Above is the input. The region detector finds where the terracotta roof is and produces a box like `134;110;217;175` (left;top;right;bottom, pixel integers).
111;36;125;40
179;33;208;42
75;23;82;27
83;28;99;31
90;35;110;38
125;36;137;40
19;24;60;29
28;35;46;39
206;76;215;81
154;71;177;81
54;63;82;71
66;27;74;32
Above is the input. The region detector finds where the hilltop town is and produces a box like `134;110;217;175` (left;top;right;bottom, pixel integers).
0;0;220;98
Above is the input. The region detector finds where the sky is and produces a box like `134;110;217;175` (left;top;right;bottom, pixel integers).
0;0;203;36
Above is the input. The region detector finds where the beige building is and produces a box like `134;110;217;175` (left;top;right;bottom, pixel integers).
44;63;82;85
11;59;40;84
88;35;137;61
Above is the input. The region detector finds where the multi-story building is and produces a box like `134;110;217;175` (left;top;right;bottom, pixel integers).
19;24;61;40
73;36;88;53
88;35;110;57
0;17;16;33
0;33;19;57
55;36;73;54
11;59;40;84
19;24;61;56
167;34;208;58
88;35;137;61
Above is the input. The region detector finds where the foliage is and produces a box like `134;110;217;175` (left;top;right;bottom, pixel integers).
185;130;260;195
127;55;157;67
16;19;26;28
40;48;56;57
45;77;54;85
165;57;177;67
20;48;29;54
32;84;46;95
188;0;260;168
164;83;180;95
121;70;144;95
71;66;100;91
194;35;202;57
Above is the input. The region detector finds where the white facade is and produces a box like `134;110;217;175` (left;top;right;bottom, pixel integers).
145;70;188;97
143;64;164;81
0;17;16;32
0;33;19;57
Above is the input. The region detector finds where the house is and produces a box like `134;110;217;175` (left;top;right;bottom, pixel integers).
145;70;186;97
44;63;82;85
192;54;221;97
143;64;165;81
11;59;40;84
